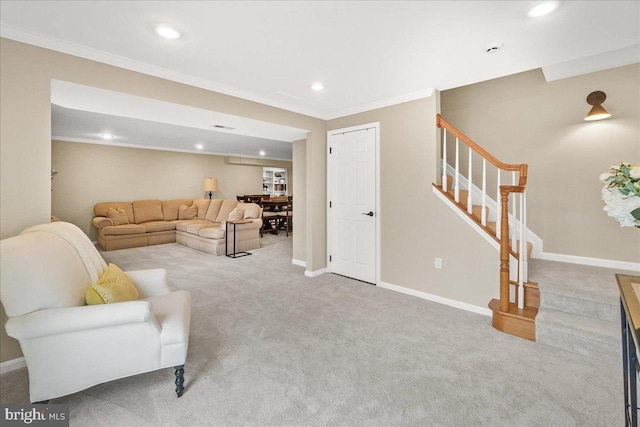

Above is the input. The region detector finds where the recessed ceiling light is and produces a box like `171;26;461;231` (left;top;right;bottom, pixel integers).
154;24;182;40
311;82;324;91
259;150;266;156
195;143;204;150
526;1;562;18
100;133;114;140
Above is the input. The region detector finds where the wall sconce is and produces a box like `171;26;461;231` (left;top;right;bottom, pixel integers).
584;91;611;121
203;178;218;199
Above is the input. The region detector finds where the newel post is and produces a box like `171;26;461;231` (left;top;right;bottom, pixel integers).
499;188;511;313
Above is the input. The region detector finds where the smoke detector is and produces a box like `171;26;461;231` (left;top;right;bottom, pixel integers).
484;43;503;54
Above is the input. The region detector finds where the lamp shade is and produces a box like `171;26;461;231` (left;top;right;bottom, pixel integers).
584;91;611;121
584;103;611;121
203;178;218;192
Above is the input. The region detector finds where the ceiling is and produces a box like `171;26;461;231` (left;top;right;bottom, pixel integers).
2;1;639;157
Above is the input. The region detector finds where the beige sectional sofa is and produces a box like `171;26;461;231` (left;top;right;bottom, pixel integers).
92;198;262;255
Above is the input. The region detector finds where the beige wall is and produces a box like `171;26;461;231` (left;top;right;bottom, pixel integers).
328;94;500;311
292;139;307;263
441;65;640;262
0;38;327;363
51;140;292;240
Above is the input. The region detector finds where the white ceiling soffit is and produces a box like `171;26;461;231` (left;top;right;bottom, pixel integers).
51;80;309;143
2;2;640;119
542;44;640;82
52;104;295;161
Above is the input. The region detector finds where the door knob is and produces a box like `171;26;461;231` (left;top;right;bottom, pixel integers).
362;211;374;217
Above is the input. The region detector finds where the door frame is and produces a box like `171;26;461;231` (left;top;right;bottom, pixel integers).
326;122;381;285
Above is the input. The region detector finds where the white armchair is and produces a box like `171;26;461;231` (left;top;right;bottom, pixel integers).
0;222;191;403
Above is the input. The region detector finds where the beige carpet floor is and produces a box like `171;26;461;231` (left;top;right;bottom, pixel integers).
0;234;622;426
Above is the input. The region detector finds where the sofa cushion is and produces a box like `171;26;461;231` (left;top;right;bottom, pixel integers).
192;199;211;220
204;199;224;222
179;204;198;220
215;200;239;223
184;222;217;235
238;202;261;219
94;202;134;224
228;207;244;220
107;208;129;226
175;220;213;232
198;227;225;239
132;200;164;224
101;224;147;236
86;263;139;305
162;199;194;221
141;221;176;233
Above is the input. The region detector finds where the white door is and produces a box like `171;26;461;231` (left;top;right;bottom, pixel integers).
328;126;377;283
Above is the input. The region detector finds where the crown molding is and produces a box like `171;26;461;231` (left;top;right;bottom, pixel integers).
2;26;436;121
52;136;293;162
0;25;325;119
324;88;435;120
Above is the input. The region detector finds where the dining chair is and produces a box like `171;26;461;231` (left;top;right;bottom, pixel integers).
276;196;293;236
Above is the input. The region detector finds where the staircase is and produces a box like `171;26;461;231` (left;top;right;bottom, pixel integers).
530;259;622;362
433;114;539;340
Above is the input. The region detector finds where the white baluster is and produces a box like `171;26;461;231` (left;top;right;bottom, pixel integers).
481;159;487;226
467;147;473;214
518;191;525;309
496;170;501;239
442;129;448;192
523;189;528;283
511;171;517;251
455;138;460;203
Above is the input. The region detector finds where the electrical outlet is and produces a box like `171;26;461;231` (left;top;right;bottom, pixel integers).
435;257;442;269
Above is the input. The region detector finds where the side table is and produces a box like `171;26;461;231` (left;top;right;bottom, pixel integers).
618;273;640;427
225;219;253;258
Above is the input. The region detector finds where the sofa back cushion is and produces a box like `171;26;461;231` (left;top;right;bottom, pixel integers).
204;199;224;222
215;200;239;223
162;199;194;220
0;226;98;317
94;202;134;224
107;208;130;225
192;199;211;220
238;202;261;219
132;200;163;224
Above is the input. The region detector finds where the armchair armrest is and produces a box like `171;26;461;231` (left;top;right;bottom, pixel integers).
92;217;113;229
5;301;160;340
125;268;170;298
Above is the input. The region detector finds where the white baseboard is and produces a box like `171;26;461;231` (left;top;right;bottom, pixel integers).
378;281;492;317
292;259;306;268
538;252;640;272
304;268;328;278
0;357;26;374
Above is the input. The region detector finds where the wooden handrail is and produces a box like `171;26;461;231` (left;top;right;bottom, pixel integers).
437;114;528;187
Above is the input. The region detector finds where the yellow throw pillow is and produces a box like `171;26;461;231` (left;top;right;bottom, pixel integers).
178;204;198;220
86;263;139;305
107;207;129;226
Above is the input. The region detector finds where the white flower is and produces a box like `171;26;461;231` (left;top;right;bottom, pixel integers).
602;187;640;227
599;172;613;182
630;164;640;180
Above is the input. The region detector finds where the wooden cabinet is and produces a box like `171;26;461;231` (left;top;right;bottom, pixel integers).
263;167;287;196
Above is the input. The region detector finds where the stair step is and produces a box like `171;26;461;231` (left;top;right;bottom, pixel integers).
488;299;537;341
540;290;618;323
529;259;624;322
536;308;620;361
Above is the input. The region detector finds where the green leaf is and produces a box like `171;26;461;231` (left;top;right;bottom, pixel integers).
631;207;640;221
621;164;630;178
